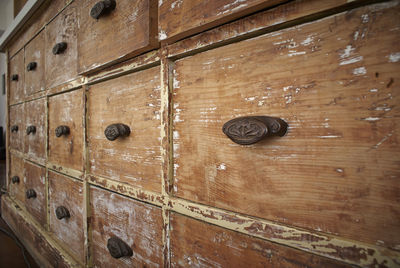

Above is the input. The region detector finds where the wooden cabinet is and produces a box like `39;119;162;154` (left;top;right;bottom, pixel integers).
24;30;45;95
24;98;46;163
24;161;46;227
9;49;24;104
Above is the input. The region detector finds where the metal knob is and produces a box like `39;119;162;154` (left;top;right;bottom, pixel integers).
11;176;20;184
26;125;36;135
55;125;70;137
26;62;37;71
11;125;19;132
222;116;288;145
26;189;37;199
107;236;133;259
11;74;19;81
55;206;70;220
104;123;130;141
90;0;116;19
52;42;68;55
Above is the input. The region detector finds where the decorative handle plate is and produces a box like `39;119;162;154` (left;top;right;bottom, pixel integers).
27;62;37;71
11;176;20;184
55;125;70;137
107;236;133;259
104;123;130;141
90;0;116;19
55;206;70;220
222;116;288;145
26;125;36;135
11;125;19;132
26;189;37;199
52;42;68;55
11;74;19;81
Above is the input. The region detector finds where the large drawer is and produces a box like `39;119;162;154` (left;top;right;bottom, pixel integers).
9;154;25;205
90;186;164;267
9;103;24;152
24;30;45;95
87;66;162;193
9;49;25;105
24;161;46;227
24;98;46;162
172;2;400;249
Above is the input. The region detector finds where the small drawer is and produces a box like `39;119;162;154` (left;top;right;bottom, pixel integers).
25;30;45;95
24;161;46;226
49;171;84;263
49;89;84;171
88;66;162;193
9;103;24;152
9;154;25;205
90;186;163;267
9;49;25;104
45;2;78;89
77;0;158;74
24;98;46;162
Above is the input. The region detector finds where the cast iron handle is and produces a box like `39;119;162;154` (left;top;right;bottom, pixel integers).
11;74;19;81
26;62;37;71
52;42;68;55
55;125;70;137
26;189;37;199
104;123;130;141
11;176;20;184
55;206;70;220
26;125;36;135
11;125;19;132
222;116;288;145
90;0;116;19
107;236;133;259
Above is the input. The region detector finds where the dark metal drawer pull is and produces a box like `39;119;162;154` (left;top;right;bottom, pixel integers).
26;62;37;71
222;116;288;145
55;125;70;137
26;189;37;199
11;176;20;184
55;206;70;220
11;74;19;81
26;125;36;135
11;125;19;132
90;0;116;19
52;42;68;55
104;123;130;141
107;236;133;259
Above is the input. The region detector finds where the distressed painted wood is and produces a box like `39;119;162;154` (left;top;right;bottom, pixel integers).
24;30;45;95
49;88;84;172
9;49;25;105
9;153;25;205
9;103;25;152
49;171;84;264
77;0;158;74
24;97;46;162
90;186;164;267
87;66;162;193
172;1;400;251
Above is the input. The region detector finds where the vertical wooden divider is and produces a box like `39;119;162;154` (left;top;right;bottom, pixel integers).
83;84;91;268
45;94;50;232
5;49;10;194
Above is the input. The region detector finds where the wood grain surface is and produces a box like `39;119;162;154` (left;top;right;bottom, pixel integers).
24;161;46;227
9;154;25;205
9;49;25;105
24;30;45;95
24;98;46;162
9;103;24;152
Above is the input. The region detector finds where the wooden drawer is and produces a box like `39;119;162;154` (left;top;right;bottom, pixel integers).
9;49;25;104
9;154;25;205
172;2;400;249
25;30;45;95
24;161;46;226
9;103;24;152
24;98;46;162
77;0;158;74
88;66;162;193
49;171;84;263
45;2;78;89
90;186;163;267
49;89;84;171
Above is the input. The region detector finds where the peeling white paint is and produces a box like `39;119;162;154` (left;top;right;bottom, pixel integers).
288;51;306;57
317;135;341;139
369;88;378;92
353;67;367;76
340;45;355;59
363;117;380;121
361;14;369;23
217;163;226;171
388;52;400;62
159;30;167;40
340;56;363;66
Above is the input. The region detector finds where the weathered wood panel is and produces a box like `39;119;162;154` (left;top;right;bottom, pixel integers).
24;30;45;95
9;154;25;205
9;103;24;152
24;98;46;162
9;49;25;104
24;161;46;227
90;186;164;267
88;66;162;193
172;1;400;250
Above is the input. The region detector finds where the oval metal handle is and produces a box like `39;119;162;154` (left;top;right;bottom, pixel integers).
26;62;37;71
26;125;36;135
52;42;68;55
55;125;70;137
55;206;70;220
107;236;133;259
90;0;116;19
104;123;130;141
11;176;20;184
222;116;288;145
11;125;19;132
11;74;19;81
26;189;37;199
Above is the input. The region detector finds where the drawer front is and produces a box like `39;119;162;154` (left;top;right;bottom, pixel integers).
90;186;163;267
49;171;84;263
9;154;25;204
170;213;350;268
77;0;158;73
49;89;84;171
24;161;46;226
88;66;162;193
25;30;45;95
45;2;78;89
172;3;400;248
9;103;24;152
24;98;46;162
9;49;25;104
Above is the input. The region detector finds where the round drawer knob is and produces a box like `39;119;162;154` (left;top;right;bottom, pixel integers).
11;125;19;132
11;74;19;81
55;125;70;137
26;189;37;199
55;206;70;220
11;176;20;184
104;123;130;141
222;116;288;145
26;125;36;135
26;62;37;71
90;0;116;19
107;236;133;259
52;42;68;55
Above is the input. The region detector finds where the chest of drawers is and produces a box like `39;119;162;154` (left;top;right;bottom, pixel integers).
1;0;399;267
